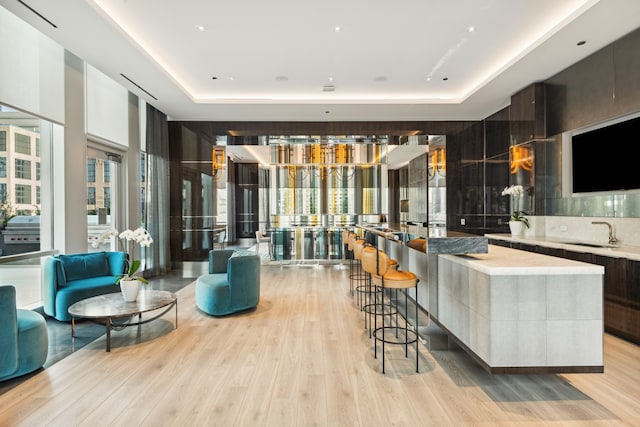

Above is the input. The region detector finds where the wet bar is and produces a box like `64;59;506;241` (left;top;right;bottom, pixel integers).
358;225;604;374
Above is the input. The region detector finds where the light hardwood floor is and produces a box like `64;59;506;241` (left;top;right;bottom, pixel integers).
1;264;639;426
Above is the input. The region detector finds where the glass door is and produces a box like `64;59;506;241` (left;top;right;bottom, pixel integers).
87;146;121;252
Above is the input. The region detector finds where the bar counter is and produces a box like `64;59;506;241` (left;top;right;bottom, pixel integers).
359;225;605;374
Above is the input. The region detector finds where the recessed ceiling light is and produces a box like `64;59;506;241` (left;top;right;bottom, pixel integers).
577;40;586;46
443;77;449;81
328;77;334;82
425;76;432;82
228;76;235;81
467;26;476;33
211;76;218;80
333;25;341;33
195;24;206;32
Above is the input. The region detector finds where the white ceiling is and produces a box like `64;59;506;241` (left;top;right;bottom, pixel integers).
2;0;640;123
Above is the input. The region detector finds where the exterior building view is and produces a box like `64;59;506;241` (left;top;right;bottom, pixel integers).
2;1;640;425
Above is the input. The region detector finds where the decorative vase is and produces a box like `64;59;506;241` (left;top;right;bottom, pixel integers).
120;279;141;302
509;220;524;236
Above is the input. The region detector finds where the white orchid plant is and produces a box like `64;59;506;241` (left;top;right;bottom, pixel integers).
92;226;154;284
501;185;529;228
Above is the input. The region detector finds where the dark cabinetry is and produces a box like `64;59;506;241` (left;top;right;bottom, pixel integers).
488;239;640;344
510;83;546;145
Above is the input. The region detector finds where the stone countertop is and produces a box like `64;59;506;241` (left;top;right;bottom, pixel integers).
360;224;488;255
440;244;604;276
485;233;640;261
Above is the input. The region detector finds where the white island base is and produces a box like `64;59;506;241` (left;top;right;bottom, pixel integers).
436;245;604;374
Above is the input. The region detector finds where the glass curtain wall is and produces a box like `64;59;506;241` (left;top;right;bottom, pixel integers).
0;104;55;308
0;104;45;257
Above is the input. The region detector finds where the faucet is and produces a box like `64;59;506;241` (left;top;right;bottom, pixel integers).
591;221;618;244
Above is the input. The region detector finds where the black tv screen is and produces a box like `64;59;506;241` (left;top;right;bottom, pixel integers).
572;115;640;193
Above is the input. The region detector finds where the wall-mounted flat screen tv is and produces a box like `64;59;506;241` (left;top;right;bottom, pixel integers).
572;115;640;194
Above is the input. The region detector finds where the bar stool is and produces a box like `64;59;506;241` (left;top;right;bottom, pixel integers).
342;228;352;275
347;232;363;296
367;250;420;374
352;237;372;309
361;246;398;337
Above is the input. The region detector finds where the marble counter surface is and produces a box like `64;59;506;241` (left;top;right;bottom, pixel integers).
485;233;640;261
441;244;604;275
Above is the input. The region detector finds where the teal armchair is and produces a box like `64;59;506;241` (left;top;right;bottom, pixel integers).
43;251;127;321
196;249;261;316
0;284;48;382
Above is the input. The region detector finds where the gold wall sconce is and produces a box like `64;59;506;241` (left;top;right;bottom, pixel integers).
428;147;446;178
510;145;533;174
212;147;226;180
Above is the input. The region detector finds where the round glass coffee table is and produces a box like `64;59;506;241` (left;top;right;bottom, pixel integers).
68;290;178;352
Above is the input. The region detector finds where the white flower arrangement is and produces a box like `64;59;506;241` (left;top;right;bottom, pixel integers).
92;226;153;283
501;185;529;228
501;184;524;197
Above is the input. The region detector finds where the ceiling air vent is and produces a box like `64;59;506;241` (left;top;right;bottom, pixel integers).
322;85;336;92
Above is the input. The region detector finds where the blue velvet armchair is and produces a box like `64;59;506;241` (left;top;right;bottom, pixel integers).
0;284;48;382
43;251;127;321
196;249;261;316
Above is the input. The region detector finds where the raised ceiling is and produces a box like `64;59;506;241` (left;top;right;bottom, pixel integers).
2;0;640;122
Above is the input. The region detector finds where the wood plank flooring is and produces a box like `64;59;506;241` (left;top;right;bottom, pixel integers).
1;264;639;426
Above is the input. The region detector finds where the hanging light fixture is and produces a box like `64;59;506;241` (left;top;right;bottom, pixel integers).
212;147;226;180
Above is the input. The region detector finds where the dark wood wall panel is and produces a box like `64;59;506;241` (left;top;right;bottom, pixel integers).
546;27;640;135
613;28;640;114
510;83;546;144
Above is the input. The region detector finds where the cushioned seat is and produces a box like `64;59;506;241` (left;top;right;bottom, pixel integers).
407;238;427;253
43;251;127;321
196;249;261;316
1;285;48;382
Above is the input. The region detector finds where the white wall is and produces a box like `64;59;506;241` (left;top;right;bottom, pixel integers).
0;6;64;123
86;64;129;147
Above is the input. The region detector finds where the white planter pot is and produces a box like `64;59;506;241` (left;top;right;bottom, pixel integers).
120;279;141;302
509;221;524;236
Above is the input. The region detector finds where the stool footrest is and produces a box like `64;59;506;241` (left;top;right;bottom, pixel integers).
362;303;397;316
373;326;418;346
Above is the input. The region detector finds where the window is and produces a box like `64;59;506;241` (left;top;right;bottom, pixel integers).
14;133;31;155
36;138;40;157
104;187;110;209
87;186;96;205
140;155;146;182
0;157;6;178
36;162;40;180
36;186;40;205
0;130;6;151
15;184;31;204
104;161;110;182
15;159;31;180
87;158;96;182
0;183;6;203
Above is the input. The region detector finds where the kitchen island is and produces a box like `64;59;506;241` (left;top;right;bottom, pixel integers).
437;244;604;374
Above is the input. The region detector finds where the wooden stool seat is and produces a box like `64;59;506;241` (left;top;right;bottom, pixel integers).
371;269;417;288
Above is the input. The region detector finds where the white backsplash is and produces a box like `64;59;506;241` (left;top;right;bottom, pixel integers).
523;216;640;247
